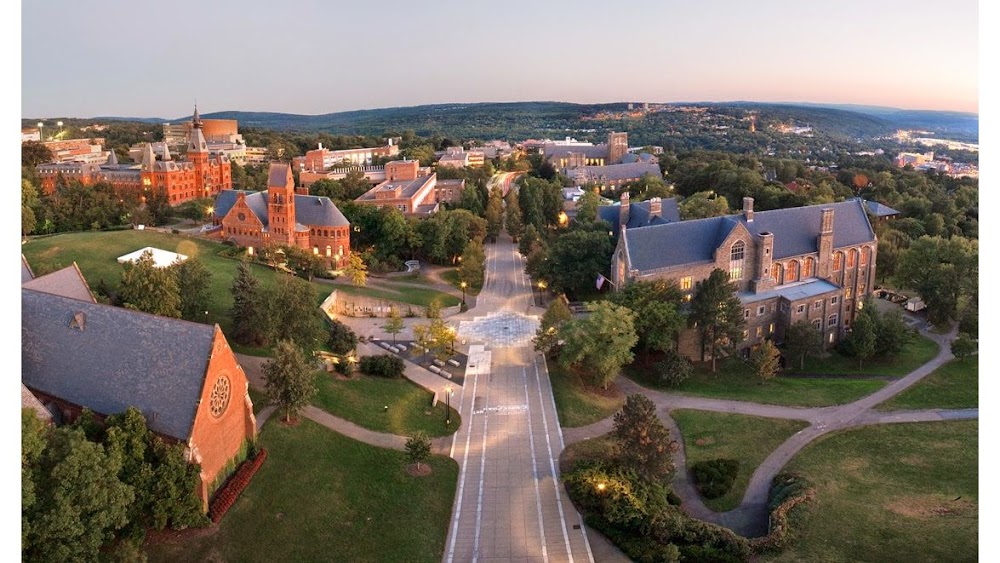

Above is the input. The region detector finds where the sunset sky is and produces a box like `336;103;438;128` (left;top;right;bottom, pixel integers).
21;0;978;118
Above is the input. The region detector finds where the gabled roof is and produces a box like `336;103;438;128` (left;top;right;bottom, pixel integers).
215;190;349;228
543;144;608;161
22;289;215;441
22;383;53;423
268;162;291;187
571;162;662;183
598;197;681;231
623;199;875;273
21;263;96;303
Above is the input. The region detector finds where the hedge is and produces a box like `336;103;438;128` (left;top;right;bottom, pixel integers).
359;354;405;378
750;471;817;554
208;447;268;524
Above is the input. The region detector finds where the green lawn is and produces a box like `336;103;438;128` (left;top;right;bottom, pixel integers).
440;268;482;296
626;359;887;407
332;282;460;309
877;359;978;410
247;387;268;416
547;361;624;428
766;421;978;563
22;231;331;340
312;372;459;438
788;334;940;376
146;418;458;563
670;410;808;512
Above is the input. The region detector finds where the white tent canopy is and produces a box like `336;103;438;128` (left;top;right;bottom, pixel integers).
116;247;188;268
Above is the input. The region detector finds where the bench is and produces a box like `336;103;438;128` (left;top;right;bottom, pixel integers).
447;359;460;367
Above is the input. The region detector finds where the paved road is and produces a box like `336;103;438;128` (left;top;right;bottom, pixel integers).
445;237;595;563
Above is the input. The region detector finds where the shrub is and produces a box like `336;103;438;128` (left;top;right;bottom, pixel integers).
358;354;405;378
333;360;351;375
689;458;739;499
327;319;358;355
751;471;816;553
654;350;693;387
208;448;268;523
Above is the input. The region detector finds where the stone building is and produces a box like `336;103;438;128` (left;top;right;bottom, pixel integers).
214;162;351;267
354;159;440;215
21;260;256;508
612;197;878;358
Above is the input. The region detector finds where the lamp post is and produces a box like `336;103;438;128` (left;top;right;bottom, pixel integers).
56;121;63;137
447;327;456;356
445;385;452;425
37;122;44;141
460;281;467;305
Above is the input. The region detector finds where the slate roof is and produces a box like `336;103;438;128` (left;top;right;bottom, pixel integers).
861;198;901;217
21;263;96;303
22;383;53;423
214;190;349;228
268;162;291;186
598;198;681;231
624;199;875;273
543;144;608;162
22;289;216;441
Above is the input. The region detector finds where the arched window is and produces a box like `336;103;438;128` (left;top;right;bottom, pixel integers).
861;246;870;266
729;241;746;281
313;247;319;255
785;260;799;283
802;257;814;278
338;245;344;257
833;252;844;271
326;246;332;257
847;248;857;268
771;265;781;284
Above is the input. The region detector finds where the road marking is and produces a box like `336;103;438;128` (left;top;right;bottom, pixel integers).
538;354;595;563
523;367;549;563
445;344;483;563
472;404;527;415
533;351;574;561
471;359;493;563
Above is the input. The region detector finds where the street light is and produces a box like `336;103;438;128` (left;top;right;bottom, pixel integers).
37;122;44;141
445;385;452;425
460;281;467;305
447;327;456;355
56;121;63;137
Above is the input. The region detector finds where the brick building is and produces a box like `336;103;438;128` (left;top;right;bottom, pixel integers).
214;162;351;267
612;197;878;358
436;146;486;168
37;108;232;203
21;261;256;508
296;141;400;171
354;159;439;215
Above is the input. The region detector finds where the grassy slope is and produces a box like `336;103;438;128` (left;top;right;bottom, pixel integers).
788;334;939;376
147;418;458;563
877;359;978;410
440;268;482;296
312;373;459;437
767;421;977;563
671;410;808;512
333;282;459;308
547;361;624;428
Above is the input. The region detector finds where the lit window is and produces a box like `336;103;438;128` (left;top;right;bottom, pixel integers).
326;246;332;257
729;241;745;281
833;252;843;271
861;246;870;266
828;314;839;327
846;287;853;299
755;326;763;338
802;257;814;278
785;261;799;283
680;276;693;291
768;323;775;334
741;330;749;340
313;247;319;255
847;249;857;268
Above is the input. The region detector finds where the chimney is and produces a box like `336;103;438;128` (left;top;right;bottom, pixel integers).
820;208;834;234
649;196;662;219
69;311;86;331
619;192;630;227
816;207;835;278
752;231;775;293
743;197;754;222
295;185;310;196
318;142;324;150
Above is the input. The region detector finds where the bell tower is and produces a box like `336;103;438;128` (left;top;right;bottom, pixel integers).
266;162;296;245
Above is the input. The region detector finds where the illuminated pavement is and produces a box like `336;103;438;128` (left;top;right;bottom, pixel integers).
445;238;594;563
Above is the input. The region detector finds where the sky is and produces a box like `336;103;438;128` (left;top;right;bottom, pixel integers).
20;0;979;118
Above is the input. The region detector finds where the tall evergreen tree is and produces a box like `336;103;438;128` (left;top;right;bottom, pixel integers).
175;257;212;322
611;394;677;483
688;268;745;372
230;259;268;346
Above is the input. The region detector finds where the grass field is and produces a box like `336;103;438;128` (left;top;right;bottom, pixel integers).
627;360;887;407
146;418;458;563
766;421;977;562
788;334;940;376
312;372;460;437
22;231;331;339
333;282;459;309
547;361;624;428
670;410;808;512
440;268;482;296
877;359;978;410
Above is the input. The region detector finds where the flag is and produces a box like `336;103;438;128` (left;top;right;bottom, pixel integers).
596;273;606;290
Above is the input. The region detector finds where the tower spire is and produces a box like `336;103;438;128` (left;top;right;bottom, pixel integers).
192;103;202;129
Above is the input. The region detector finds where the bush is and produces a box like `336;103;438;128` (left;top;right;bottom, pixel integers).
358;354;405;378
751;471;816;554
327;319;358;355
689;458;739;499
654;350;693;387
333;360;352;375
208;448;268;523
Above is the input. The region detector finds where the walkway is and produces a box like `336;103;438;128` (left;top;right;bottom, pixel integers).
444;236;595;563
563;323;974;537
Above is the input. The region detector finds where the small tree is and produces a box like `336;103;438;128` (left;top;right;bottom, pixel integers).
782;320;823;370
266;274;326;351
344;252;367;287
383;307;405;344
405;433;432;473
264;340;317;423
458;239;486;289
328;319;358;355
484;187;504;242
559;301;638;389
654;349;693;387
844;308;877;370
174;257;212;322
118;250;181;318
688;269;745;372
951;333;976;361
611;394;677;483
752;340;781;382
533;297;572;356
505;192;523;241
